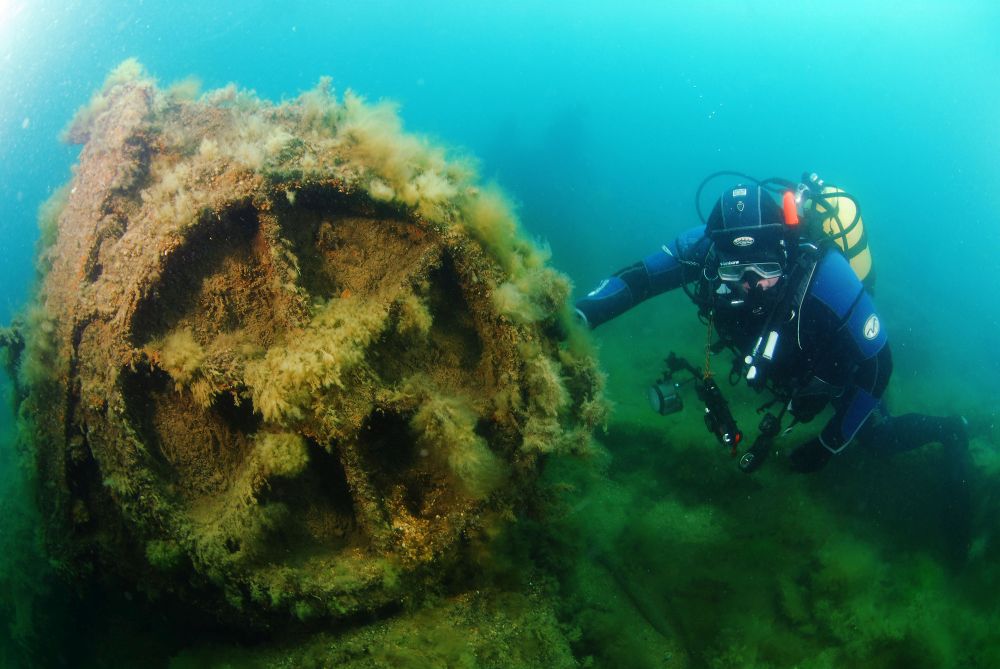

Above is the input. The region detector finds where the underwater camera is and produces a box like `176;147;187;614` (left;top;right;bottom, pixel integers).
650;353;743;452
649;377;684;416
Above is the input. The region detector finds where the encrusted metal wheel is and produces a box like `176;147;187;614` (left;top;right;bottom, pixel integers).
17;63;605;624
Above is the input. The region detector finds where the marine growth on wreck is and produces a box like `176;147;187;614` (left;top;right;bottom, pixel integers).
11;60;606;629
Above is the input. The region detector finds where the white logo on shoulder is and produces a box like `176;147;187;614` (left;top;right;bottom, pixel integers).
736;201;745;212
733;188;747;197
863;314;880;340
588;279;610;297
733;236;755;247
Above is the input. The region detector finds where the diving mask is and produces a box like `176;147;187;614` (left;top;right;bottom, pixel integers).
717;261;784;283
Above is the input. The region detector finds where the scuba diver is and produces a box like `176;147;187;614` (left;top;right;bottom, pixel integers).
574;172;970;477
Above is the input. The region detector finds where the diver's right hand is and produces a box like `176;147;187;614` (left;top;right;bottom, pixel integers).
788;394;826;424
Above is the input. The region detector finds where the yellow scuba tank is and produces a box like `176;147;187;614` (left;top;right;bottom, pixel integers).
803;178;874;289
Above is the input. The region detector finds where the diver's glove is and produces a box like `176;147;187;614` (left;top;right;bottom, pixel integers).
788;437;833;473
788;377;842;424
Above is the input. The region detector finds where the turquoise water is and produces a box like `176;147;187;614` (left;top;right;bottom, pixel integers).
1;2;999;667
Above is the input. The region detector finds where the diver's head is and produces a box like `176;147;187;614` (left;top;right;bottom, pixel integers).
706;184;789;295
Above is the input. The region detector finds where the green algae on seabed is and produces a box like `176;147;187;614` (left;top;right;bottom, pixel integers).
536;290;1000;669
169;587;579;669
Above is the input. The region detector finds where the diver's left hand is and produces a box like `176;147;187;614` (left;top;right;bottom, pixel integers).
788;437;833;473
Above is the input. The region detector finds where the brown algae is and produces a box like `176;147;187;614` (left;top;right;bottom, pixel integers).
9;59;607;629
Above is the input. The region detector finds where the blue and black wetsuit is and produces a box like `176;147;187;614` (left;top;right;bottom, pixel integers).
575;226;964;460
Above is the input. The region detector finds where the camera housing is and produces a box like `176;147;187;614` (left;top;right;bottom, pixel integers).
649;381;683;415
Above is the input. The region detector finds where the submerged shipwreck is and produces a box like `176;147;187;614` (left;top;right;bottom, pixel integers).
9;61;605;649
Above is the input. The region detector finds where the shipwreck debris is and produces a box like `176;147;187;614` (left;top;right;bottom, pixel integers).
11;61;606;625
